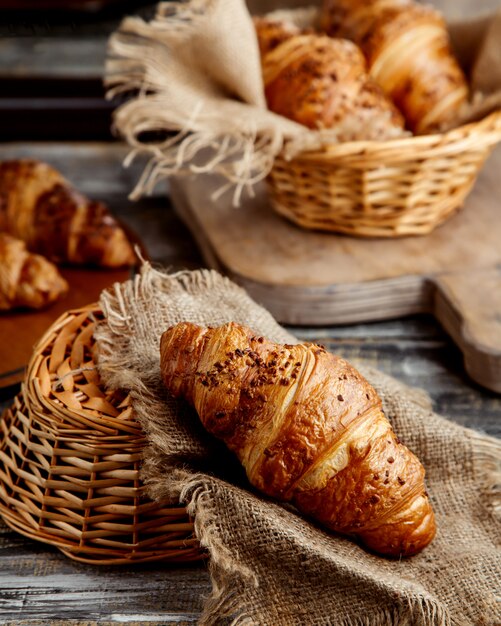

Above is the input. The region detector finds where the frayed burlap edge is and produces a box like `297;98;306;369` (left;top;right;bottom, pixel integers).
141;425;455;626
141;437;454;626
105;0;406;206
105;0;299;205
95;263;283;388
142;417;500;626
95;265;501;626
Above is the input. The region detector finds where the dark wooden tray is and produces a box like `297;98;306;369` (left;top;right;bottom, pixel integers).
0;267;133;391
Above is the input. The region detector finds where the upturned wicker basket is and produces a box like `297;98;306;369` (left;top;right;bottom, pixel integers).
267;110;501;237
0;305;203;565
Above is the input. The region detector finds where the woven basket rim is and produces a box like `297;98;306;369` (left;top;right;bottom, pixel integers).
287;110;501;162
0;304;205;565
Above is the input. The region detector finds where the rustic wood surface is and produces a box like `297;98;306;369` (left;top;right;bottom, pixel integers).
0;1;497;81
0;2;156;80
0;142;499;623
169;145;501;289
434;268;501;393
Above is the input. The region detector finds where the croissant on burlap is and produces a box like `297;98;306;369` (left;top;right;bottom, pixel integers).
320;0;469;134
254;17;405;141
0;232;68;310
0;160;136;267
161;321;436;557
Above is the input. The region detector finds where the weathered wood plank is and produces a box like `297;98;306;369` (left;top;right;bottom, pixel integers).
168;144;501;290
0;0;497;82
0;37;106;80
0;519;208;624
0;3;155;80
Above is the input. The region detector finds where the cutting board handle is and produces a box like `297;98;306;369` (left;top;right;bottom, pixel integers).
432;268;501;393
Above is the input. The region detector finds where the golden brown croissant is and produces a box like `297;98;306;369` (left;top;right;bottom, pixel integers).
254;17;405;140
253;15;303;57
0;159;136;268
321;0;468;133
160;321;436;557
0;232;68;311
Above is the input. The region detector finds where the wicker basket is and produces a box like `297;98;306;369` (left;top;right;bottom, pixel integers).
267;110;501;237
0;305;203;565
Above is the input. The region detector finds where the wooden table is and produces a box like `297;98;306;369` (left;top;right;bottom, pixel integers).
0;142;499;623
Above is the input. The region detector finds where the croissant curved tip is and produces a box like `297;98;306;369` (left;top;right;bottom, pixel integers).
360;497;436;558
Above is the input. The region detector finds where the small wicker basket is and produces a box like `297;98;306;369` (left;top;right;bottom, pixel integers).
267;110;501;237
0;305;203;565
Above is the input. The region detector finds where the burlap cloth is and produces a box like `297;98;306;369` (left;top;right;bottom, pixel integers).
95;264;501;625
106;0;501;203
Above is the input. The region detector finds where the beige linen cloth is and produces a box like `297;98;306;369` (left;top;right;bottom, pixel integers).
95;264;501;625
106;0;501;203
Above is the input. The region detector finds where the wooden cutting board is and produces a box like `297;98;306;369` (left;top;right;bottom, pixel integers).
169;145;501;393
0;267;132;392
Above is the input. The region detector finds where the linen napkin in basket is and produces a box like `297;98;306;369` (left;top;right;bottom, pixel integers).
95;264;501;626
106;0;501;203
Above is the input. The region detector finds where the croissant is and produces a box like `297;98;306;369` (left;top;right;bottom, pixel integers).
0;233;68;310
320;0;469;133
253;15;303;57
254;18;405;140
0;159;136;268
160;321;436;557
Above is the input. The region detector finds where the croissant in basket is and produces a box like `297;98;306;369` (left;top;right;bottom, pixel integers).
320;0;469;133
160;321;436;557
0;159;136;268
0;232;68;310
254;17;405;141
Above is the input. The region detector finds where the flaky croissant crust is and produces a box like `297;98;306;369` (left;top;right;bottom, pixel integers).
0;159;136;268
254;18;405;138
320;0;468;133
0;232;68;310
161;321;436;557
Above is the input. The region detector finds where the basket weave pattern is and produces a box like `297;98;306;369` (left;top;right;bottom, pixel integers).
267;111;501;237
0;305;202;564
